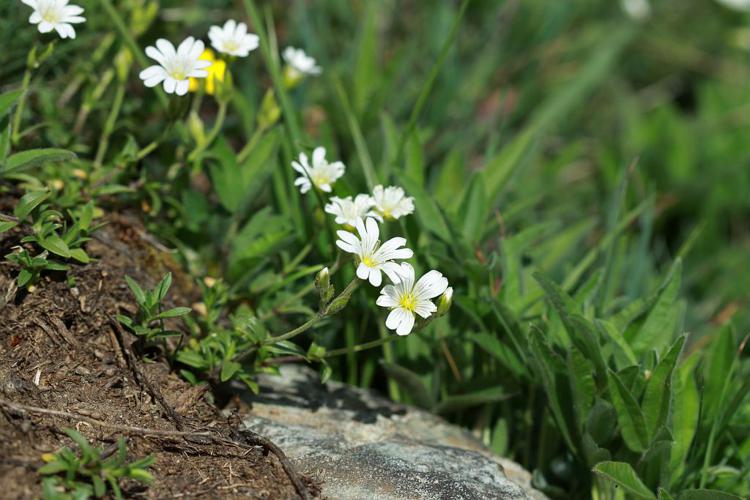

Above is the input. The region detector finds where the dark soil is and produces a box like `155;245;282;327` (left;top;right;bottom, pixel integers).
0;214;318;499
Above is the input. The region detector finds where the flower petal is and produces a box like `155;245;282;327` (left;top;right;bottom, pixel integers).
414;270;449;300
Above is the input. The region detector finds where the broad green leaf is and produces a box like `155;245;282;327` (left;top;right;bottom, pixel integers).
670;352;699;476
702;323;735;423
0;89;23;118
2;148;76;174
567;348;595;425
220;361;242;382
642;335;686;439
69;248;90;264
39;234;71;258
607;370;648;452
593;461;656;499
156;272;173;302
0;220;17;233
627;260;682;354
124;276;147;305
14;190;49;220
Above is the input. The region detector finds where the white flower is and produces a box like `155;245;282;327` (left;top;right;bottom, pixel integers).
208;20;259;57
336;218;413;287
376;263;449;336
621;0;651;20
715;0;750;10
325;195;381;226
283;47;322;76
139;38;211;96
22;0;85;39
291;147;345;194
372;185;415;220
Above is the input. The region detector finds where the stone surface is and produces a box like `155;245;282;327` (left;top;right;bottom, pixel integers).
239;365;545;500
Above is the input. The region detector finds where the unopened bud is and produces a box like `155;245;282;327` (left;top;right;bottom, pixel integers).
257;89;281;129
325;281;358;315
188;111;206;147
436;287;453;317
315;267;334;303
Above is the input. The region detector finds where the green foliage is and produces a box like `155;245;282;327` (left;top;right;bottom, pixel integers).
39;429;154;500
117;273;191;341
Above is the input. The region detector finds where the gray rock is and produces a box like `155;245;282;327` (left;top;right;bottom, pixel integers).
239;365;545;500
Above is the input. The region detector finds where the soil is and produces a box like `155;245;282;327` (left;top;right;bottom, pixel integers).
0;212;318;499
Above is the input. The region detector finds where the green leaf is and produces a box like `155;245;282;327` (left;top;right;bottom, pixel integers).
0;220;17;233
658;488;675;500
567;348;595;425
38;460;69;475
39;234;71;258
627;260;682;354
14;190;49;220
593;461;656;499
670;352;699;475
679;490;743;500
92;475;106;497
702;323;735;423
2;148;76;174
396;173;451;241
607;370;648;452
434;387;510;414
69;248;90;264
456;171;488;244
155;272;173;302
124;276;146;305
642;335;686;439
220;361;242;382
0;89;23;118
154;307;191;320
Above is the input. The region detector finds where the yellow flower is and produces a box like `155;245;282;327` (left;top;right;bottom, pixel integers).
189;49;226;95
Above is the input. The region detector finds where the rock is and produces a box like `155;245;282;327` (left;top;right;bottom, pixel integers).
239;365;545;500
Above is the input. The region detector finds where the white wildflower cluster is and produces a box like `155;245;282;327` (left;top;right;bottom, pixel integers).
293;147;451;336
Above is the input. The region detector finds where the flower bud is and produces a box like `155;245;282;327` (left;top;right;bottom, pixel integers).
436;287;453;317
187;111;206;147
257;89;281;129
325;281;358;315
315;267;333;303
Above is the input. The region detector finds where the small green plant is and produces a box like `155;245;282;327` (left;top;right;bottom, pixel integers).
39;429;154;500
2;190;97;287
117;272;191;341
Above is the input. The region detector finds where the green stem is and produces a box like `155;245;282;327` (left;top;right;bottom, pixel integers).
379;322;401;401
94;83;126;167
100;0;169;108
324;334;399;358
242;0;336;256
262;314;322;346
394;0;471;167
237;124;266;163
12;45;38;145
188;100;228;163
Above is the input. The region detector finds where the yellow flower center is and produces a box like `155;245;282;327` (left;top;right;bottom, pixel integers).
171;71;187;81
224;41;240;53
399;293;417;312
41;9;61;24
362;256;376;267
